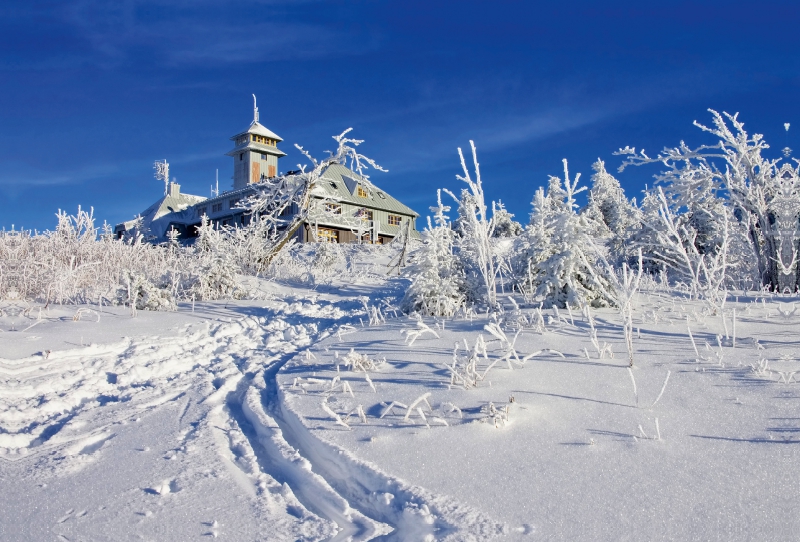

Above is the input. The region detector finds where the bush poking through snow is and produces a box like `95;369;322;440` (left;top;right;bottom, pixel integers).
480;401;511;428
340;348;383;372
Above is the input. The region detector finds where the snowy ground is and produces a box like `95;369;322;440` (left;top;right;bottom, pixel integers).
3;250;800;540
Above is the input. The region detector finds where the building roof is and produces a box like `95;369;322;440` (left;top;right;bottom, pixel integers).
315;163;419;217
118;184;205;240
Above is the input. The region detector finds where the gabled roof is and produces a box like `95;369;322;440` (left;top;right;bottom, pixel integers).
230;120;283;142
120;189;206;240
315;163;419;217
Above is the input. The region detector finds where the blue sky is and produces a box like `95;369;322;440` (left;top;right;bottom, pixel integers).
2;0;800;231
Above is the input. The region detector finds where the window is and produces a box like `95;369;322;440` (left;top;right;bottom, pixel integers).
324;203;342;214
358;208;373;221
329;182;338;190
212;203;222;213
239;153;243;161
388;214;402;226
357;186;368;198
250;135;276;146
261;153;267;160
377;192;386;199
229;198;240;209
197;206;207;217
316;227;339;243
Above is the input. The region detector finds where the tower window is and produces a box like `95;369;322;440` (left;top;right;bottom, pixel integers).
240;153;243;161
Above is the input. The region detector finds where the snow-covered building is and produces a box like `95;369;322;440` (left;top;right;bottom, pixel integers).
115;99;419;244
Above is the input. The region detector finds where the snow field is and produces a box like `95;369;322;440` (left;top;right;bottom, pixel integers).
280;293;800;540
0;293;358;540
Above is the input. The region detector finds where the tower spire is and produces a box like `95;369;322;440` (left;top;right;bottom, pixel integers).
253;93;259;123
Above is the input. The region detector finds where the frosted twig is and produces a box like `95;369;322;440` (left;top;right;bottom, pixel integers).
404;392;433;420
627;367;638;407
322;400;351;430
380;401;408;418
650;370;671;408
364;372;376;392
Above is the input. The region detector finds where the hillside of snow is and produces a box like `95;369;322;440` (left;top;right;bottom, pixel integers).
2;245;799;541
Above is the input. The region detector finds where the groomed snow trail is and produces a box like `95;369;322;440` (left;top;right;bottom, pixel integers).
0;293;504;540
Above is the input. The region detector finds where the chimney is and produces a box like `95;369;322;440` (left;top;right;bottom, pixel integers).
169;182;180;197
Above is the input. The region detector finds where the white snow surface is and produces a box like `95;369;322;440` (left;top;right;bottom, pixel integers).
3;253;800;540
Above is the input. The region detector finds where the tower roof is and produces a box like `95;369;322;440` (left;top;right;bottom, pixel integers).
230;120;283;142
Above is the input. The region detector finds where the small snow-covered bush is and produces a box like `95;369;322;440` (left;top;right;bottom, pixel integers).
118;272;177;311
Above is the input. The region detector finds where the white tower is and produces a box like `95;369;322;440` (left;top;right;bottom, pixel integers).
226;95;286;190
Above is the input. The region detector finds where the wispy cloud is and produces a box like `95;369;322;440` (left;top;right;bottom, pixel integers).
0;0;373;71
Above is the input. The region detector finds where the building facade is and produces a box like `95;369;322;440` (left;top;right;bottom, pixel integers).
115;99;419;245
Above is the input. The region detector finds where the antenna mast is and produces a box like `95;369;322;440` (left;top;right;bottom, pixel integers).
211;169;219;197
154;159;169;196
253;94;259;123
784;123;792;158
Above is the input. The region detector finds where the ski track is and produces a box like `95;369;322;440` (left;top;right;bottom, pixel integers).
0;293;503;540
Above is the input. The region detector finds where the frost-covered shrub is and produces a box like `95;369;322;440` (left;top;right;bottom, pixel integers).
118;272;177;311
448;143;500;308
190;257;244;301
0;208;196;308
311;241;344;279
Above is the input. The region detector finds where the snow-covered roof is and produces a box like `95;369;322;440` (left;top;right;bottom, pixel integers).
118;185;206;240
230;120;283;142
317;163;419;217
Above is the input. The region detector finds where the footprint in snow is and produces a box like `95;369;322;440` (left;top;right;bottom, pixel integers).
144;479;180;495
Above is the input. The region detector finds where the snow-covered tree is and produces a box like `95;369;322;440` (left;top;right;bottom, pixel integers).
512;160;615;308
401;190;465;316
619;110;794;291
447;141;500;308
582;159;641;264
491;202;523;238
